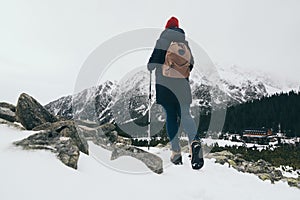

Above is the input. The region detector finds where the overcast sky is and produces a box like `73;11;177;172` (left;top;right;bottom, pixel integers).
0;0;299;105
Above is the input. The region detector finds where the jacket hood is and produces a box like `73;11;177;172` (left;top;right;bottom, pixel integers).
160;27;185;42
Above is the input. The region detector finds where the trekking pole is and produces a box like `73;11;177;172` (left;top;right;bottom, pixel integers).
147;71;152;150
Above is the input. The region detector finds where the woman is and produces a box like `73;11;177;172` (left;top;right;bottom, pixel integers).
147;17;204;170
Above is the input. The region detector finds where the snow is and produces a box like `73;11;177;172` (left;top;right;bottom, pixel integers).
0;124;299;200
203;138;244;147
276;166;299;179
202;138;281;151
217;64;300;95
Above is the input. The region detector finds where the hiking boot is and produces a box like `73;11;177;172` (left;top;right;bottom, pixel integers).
191;140;204;170
170;151;183;165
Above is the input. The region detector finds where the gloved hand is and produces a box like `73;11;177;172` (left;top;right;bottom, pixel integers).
147;63;156;72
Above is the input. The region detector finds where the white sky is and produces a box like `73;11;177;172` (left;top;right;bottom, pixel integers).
0;0;299;105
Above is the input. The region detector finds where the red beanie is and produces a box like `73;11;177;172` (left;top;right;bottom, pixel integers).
165;17;179;29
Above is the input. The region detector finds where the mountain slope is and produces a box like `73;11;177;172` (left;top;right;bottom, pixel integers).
45;65;299;127
217;64;299;95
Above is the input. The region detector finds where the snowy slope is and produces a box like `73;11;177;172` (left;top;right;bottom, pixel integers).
45;64;300;124
217;64;300;95
1;124;300;200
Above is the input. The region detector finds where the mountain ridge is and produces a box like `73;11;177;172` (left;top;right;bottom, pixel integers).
45;65;299;126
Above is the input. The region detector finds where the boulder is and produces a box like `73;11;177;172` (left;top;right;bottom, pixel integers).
206;151;232;165
258;173;272;181
271;169;283;182
14;130;80;169
80;122;163;174
246;163;265;174
213;150;234;159
15;118;163;174
0;107;16;122
214;156;227;165
33;120;88;155
286;178;300;188
0;118;25;130
0;102;16;112
111;144;163;174
227;159;237;168
156;143;166;148
15;93;58;130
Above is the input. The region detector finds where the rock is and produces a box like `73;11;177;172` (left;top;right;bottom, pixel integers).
98;123;116;134
233;156;246;165
15;118;163;174
207;151;234;165
227;159;237;168
235;165;246;173
15;93;58;130
111;144;163;174
257;159;272;169
0;107;16;122
210;150;234;159
217;150;234;158
258;173;272;181
75;119;99;128
286;178;300;188
33;120;88;155
246;164;265;174
76;122;117;144
207;150;299;189
156;143;165;148
271;169;283;182
32;122;53;131
116;134;132;145
0;102;16;112
74;121;163;174
0;118;25;130
214;156;227;165
14;130;80;169
56;140;80;169
82;122;163;174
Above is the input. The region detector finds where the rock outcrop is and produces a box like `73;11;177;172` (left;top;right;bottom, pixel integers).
207;150;300;189
14;116;162;173
0;102;16;122
9;93;162;174
32;120;88;155
0;107;16;122
0;102;16;112
111;144;163;174
77;122;163;174
14;130;80;169
0;118;25;130
15;93;58;130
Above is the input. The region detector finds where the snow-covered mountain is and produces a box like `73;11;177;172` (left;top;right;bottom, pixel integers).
46;81;116;124
217;64;299;96
45;65;299;127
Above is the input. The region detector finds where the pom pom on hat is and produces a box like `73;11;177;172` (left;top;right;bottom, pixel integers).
165;17;179;29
